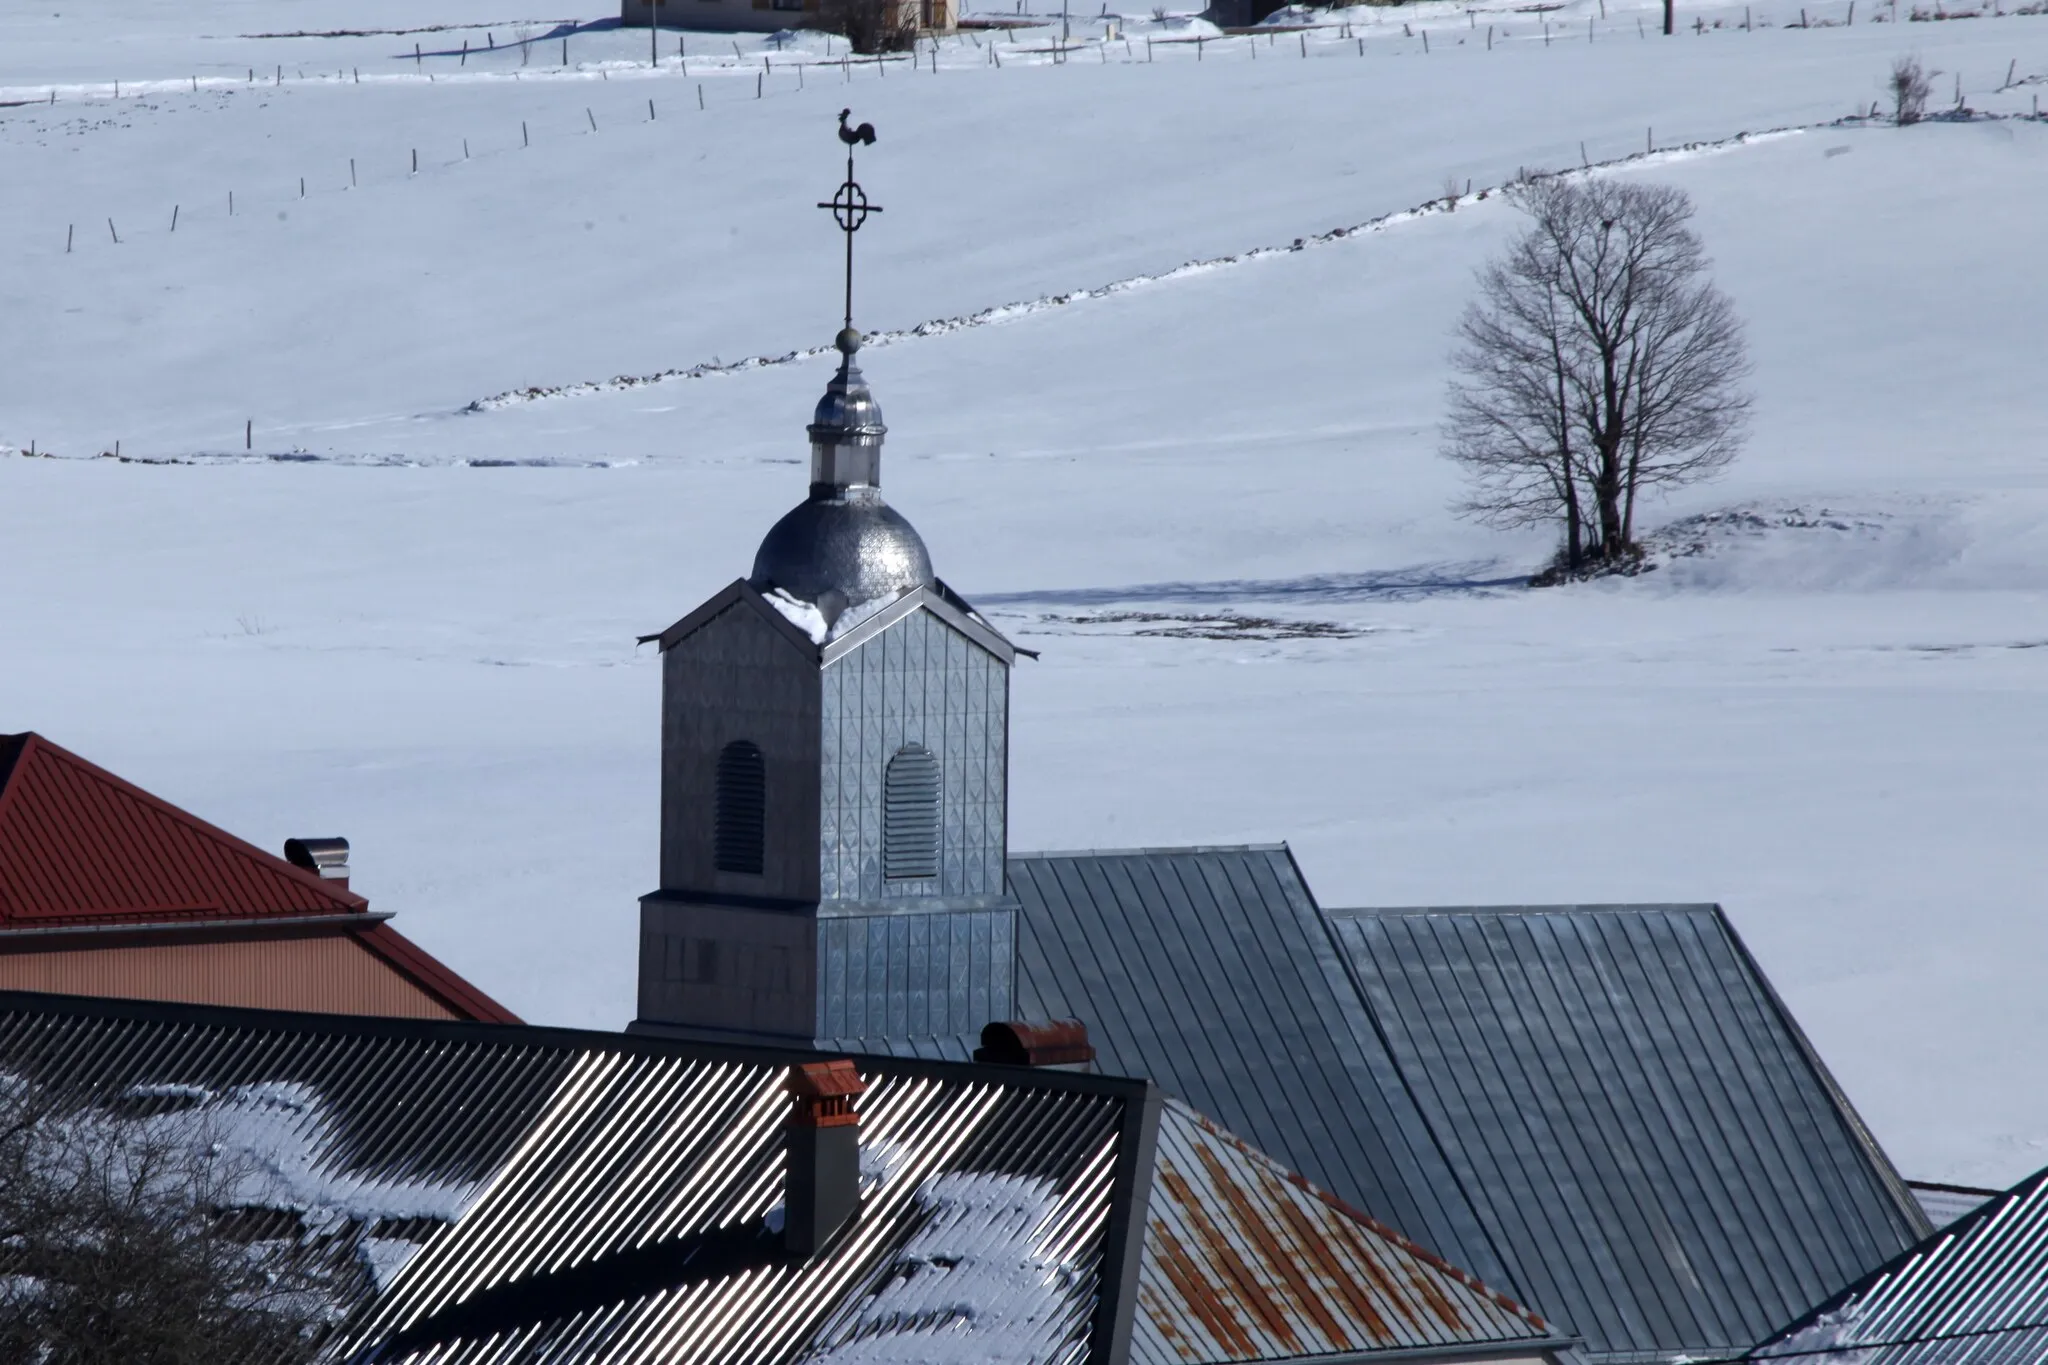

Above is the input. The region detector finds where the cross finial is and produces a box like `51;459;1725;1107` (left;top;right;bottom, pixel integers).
818;110;882;339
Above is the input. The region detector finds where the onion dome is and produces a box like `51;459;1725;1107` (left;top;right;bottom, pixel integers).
750;329;933;628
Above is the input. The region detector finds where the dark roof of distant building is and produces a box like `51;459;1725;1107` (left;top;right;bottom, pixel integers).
1906;1181;2004;1231
1745;1163;2048;1365
1323;903;1929;1363
0;731;363;925
0;990;1158;1365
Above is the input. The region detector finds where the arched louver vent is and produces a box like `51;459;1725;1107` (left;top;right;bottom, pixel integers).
883;744;941;882
715;740;766;876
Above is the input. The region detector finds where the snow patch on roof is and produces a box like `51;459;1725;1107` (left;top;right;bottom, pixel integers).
764;587;830;645
805;1171;1086;1365
131;1079;478;1231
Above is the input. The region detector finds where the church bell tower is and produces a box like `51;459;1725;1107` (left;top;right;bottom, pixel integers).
634;116;1020;1048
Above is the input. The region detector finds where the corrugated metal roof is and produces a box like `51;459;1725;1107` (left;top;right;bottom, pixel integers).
1007;848;1514;1296
1135;1099;1565;1365
1325;904;1930;1363
1747;1165;2048;1365
0;732;363;925
0;991;1156;1365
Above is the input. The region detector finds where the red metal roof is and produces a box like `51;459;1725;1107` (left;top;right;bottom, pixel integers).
0;734;520;1025
0;731;364;926
351;922;522;1025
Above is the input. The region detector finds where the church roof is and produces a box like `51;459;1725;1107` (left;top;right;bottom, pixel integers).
1743;1162;2048;1365
1327;903;1929;1363
1007;847;1515;1295
910;849;1931;1364
0;731;364;927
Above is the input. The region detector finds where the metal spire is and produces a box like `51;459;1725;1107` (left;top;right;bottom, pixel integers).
818;110;882;338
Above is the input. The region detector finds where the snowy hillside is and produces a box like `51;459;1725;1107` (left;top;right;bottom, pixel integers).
2;0;2046;1184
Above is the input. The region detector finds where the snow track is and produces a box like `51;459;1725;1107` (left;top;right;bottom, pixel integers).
461;127;1805;414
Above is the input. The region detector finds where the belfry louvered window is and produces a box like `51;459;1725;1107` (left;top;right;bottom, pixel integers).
715;740;765;875
883;744;941;881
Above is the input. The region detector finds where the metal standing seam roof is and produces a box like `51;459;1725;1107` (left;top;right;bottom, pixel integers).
0;991;1160;1365
1006;847;1515;1295
1324;905;1930;1364
1135;1098;1569;1365
1745;1164;2048;1365
0;732;364;925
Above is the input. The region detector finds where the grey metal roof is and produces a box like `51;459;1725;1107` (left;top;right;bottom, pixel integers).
0;991;1158;1365
1006;847;1514;1294
1747;1164;2048;1365
1908;1183;2004;1232
1325;904;1930;1364
1134;1099;1568;1365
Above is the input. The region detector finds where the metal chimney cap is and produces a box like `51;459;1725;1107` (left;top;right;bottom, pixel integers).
283;837;350;881
974;1019;1096;1068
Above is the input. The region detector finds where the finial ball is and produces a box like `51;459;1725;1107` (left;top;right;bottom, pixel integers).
836;327;863;355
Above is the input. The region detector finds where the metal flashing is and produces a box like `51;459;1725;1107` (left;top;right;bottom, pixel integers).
820;579;1018;666
0;910;394;940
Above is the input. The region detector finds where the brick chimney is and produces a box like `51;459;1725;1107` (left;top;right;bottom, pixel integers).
785;1059;865;1257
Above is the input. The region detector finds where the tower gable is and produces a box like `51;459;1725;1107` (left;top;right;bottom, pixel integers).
659;595;822;904
819;606;1007;905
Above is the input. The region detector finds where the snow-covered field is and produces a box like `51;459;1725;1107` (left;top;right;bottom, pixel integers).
4;0;2046;1185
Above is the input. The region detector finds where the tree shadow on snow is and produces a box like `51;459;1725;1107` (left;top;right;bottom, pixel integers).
976;563;1524;610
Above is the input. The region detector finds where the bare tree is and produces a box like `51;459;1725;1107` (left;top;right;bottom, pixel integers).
1888;55;1934;124
1443;176;1751;575
0;1081;342;1365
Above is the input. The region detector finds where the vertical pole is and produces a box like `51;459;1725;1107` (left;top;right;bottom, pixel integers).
66;223;73;253
523;121;529;145
652;1;659;66
171;204;179;231
351;157;357;185
246;420;252;451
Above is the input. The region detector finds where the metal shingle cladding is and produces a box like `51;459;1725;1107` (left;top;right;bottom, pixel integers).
1748;1165;2048;1365
1006;847;1514;1294
1326;904;1930;1363
0;992;1152;1365
1135;1099;1564;1365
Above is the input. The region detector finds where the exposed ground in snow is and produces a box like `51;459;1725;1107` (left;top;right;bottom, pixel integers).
2;0;2046;1186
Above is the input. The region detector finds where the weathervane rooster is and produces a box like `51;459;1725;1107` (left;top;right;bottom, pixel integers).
819;110;883;338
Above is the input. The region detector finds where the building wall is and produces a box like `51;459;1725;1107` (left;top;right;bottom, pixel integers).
0;932;460;1019
661;602;822;903
815;906;1013;1040
638;896;818;1037
820;608;1007;905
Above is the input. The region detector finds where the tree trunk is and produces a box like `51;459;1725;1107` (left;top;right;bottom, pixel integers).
1663;0;1674;33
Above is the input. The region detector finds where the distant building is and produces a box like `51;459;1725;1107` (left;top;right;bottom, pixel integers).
0;732;515;1023
618;0;956;39
0;990;1578;1365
